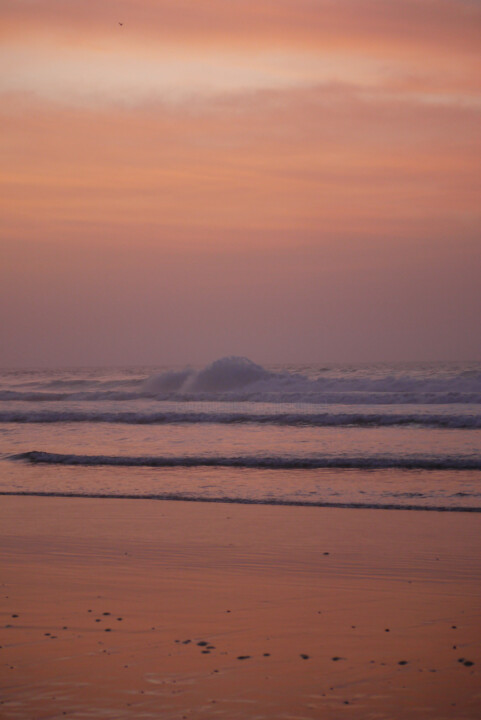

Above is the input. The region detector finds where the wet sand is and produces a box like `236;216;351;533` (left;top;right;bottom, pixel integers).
1;496;480;719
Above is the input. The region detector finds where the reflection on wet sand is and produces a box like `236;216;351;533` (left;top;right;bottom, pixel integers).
1;497;480;719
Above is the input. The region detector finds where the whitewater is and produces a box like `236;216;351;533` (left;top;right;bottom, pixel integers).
1;357;480;511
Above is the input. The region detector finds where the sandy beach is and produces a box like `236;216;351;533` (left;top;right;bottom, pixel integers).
3;0;481;716
1;496;480;719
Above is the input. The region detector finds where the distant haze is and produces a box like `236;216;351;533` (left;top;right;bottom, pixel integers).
1;0;480;366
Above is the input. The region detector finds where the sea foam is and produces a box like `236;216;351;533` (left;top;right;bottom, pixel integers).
2;357;481;405
144;356;270;394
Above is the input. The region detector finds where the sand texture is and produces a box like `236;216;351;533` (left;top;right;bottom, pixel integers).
1;496;481;719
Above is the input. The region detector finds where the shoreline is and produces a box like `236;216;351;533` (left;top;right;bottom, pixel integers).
1;496;480;719
1;489;480;512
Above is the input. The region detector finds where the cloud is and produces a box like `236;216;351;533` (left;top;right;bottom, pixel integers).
1;81;479;248
2;0;480;55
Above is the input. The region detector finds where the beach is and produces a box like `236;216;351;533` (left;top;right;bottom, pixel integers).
3;0;481;715
1;496;480;719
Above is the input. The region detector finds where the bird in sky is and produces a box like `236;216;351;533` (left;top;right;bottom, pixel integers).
118;22;123;27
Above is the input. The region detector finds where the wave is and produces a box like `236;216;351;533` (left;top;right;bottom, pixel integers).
143;357;481;399
143;357;270;394
0;489;479;512
2;358;481;405
2;388;481;405
0;390;146;402
2;359;481;406
0;409;480;428
12;451;481;470
41;377;143;390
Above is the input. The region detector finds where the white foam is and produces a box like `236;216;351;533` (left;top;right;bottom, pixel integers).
141;357;481;403
145;356;271;394
2;358;481;405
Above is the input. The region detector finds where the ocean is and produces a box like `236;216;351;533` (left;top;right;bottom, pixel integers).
1;357;480;511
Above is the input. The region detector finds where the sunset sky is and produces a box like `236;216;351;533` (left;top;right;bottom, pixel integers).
1;0;480;365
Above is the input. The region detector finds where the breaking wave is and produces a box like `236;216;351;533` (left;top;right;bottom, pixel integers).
12;450;481;471
1;409;480;428
141;357;481;403
2;357;481;404
2;389;480;405
144;356;270;394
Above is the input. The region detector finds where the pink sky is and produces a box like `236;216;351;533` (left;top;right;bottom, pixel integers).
1;0;480;365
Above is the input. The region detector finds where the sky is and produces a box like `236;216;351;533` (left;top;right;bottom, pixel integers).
1;0;480;366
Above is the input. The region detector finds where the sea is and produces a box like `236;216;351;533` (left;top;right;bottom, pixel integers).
1;357;481;512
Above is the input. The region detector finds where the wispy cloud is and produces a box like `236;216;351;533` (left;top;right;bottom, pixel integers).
1;0;479;106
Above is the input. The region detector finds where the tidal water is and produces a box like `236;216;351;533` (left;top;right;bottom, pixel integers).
1;357;480;511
